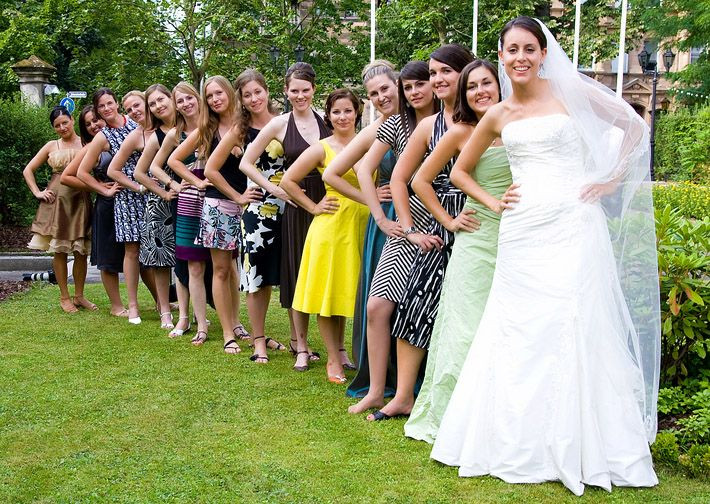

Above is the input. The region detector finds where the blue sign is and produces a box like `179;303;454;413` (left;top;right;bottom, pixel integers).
59;96;75;114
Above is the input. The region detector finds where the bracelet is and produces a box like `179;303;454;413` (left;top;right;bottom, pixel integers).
137;184;146;194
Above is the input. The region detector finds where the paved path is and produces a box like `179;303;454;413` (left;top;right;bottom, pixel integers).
0;255;103;284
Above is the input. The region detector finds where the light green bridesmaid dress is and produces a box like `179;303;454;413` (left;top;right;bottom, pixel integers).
404;145;511;443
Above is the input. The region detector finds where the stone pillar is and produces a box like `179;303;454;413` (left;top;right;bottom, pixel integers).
11;55;56;107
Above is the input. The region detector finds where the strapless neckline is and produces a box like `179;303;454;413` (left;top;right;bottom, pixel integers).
501;113;570;136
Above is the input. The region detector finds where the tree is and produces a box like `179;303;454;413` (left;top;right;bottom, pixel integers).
642;0;710;105
375;0;643;70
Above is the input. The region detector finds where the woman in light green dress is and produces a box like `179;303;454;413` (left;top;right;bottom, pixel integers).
407;60;513;442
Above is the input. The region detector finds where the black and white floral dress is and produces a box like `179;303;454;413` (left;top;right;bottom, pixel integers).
240;127;286;293
106;119;146;243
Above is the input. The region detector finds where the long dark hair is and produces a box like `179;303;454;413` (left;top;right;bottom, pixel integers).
398;60;438;137
500;16;547;50
429;44;475;73
235;69;278;147
78;105;98;145
452;60;501;125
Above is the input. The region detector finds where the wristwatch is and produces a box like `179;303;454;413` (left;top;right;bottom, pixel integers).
403;226;418;236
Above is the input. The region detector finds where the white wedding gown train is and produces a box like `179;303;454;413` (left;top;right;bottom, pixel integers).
430;115;657;496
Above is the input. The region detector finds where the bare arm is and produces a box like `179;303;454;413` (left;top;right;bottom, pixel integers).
450;111;507;214
134;132;173;199
322;120;380;205
239;116;291;204
150;128;185;194
203;130;261;206
279;143;338;216
107;129;143;192
60;145;92;190
390;119;433;230
77;133;120;197
166;129;207;189
412;124;480;232
22;141;55;202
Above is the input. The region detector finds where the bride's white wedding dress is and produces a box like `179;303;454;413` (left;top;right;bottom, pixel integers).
430;114;658;496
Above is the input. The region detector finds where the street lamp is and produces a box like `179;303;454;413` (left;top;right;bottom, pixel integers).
638;47;675;180
269;44;308;112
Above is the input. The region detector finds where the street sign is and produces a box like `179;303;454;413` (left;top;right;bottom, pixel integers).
59;97;75;114
67;91;87;99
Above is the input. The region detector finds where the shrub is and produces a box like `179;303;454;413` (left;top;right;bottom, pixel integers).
677;388;710;446
0;96;56;226
655;206;710;385
651;431;680;465
678;444;710;478
653;182;710;220
654;104;710;184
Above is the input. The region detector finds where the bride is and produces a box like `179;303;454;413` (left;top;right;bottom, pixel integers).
430;17;661;495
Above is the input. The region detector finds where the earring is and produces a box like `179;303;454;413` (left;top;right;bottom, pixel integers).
538;62;545;78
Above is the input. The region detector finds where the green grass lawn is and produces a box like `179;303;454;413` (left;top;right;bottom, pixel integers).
1;284;709;503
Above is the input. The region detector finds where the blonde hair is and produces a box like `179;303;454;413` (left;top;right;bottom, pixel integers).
197;75;238;158
144;83;175;131
172;81;200;139
361;59;398;84
122;90;145;107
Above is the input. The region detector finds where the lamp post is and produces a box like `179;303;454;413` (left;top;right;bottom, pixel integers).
270;44;305;112
638;47;675;180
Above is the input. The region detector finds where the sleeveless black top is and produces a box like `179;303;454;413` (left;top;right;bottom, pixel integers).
204;134;247;200
154;128;181;184
282;110;331;170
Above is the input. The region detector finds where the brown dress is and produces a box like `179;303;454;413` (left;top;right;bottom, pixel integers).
28;147;92;255
279;110;331;309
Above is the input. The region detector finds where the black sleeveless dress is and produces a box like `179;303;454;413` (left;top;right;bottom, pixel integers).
279;110;331;309
91;150;125;272
139;128;176;268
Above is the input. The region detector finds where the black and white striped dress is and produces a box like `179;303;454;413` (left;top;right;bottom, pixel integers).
368;115;430;302
391;111;466;349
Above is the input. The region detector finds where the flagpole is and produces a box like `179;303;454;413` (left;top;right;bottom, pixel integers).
472;0;479;56
616;0;628;98
370;0;376;122
572;0;582;68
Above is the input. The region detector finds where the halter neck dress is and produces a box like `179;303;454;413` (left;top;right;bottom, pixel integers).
279;110;331;309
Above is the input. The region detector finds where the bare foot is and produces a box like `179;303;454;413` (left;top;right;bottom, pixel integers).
73;296;98;310
348;393;385;414
60;297;79;313
366;397;413;421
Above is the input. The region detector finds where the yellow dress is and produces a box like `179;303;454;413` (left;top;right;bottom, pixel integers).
292;140;370;317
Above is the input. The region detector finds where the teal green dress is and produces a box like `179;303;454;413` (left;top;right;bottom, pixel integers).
404;146;511;443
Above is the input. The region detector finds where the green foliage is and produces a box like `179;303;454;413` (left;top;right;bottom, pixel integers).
651;431;680;465
655;206;710;385
653;183;710;220
654;105;710;184
642;0;710;106
677;388;710;446
374;0;643;69
679;444;710;478
0;96;55;226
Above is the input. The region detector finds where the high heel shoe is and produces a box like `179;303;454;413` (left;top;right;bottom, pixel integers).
168;316;190;338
